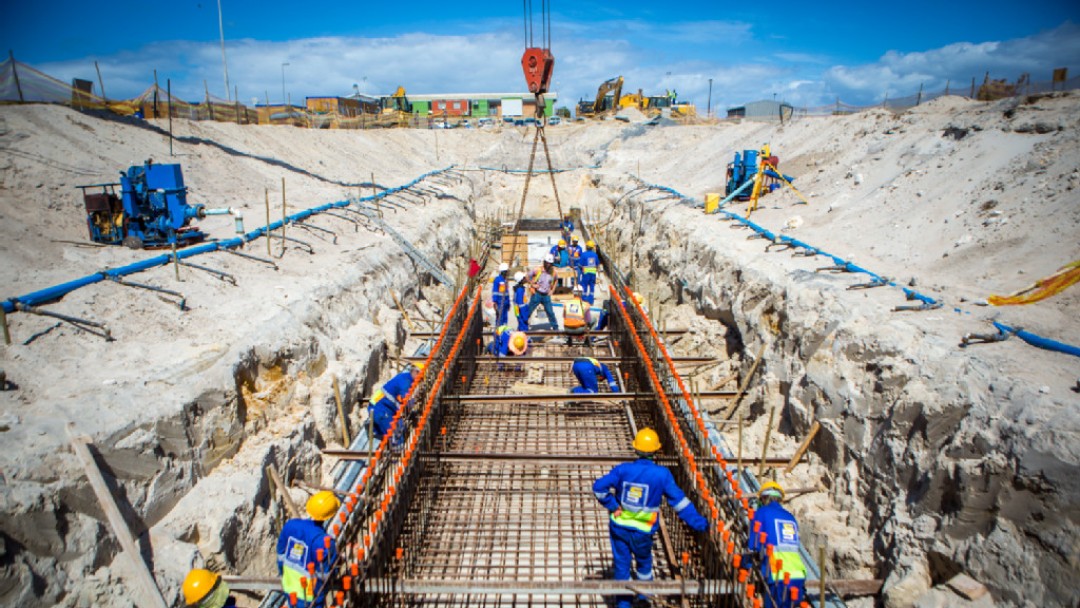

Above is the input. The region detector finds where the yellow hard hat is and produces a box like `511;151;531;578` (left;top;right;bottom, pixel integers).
413;362;426;372
586;240;595;249
306;490;341;521
760;480;785;500
632;428;661;453
182;569;220;606
510;332;528;354
558;239;566;247
632;292;644;304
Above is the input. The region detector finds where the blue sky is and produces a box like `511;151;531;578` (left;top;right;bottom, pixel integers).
3;1;1078;111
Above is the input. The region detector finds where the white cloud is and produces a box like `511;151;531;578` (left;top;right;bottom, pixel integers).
26;20;1080;113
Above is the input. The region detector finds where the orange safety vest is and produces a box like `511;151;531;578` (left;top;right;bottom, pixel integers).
564;298;587;329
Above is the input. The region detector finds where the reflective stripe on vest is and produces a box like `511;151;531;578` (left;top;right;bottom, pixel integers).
771;550;807;582
583;266;597;274
611;508;658;533
369;389;385;406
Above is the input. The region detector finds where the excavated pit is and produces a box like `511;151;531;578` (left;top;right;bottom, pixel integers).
2;94;1079;608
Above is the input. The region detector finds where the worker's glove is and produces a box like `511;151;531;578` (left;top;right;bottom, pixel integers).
608;381;620;392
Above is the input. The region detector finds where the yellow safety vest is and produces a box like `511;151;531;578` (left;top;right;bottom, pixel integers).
611;508;659;533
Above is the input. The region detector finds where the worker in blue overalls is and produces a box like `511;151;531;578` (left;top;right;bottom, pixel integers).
593;429;709;608
561;213;575;242
749;481;807;608
277;491;340;608
511;271;531;331
549;239;570;268
487;325;529;357
568;236;584;284
579;240;599;304
570;357;619;394
492;262;510;327
368;363;424;440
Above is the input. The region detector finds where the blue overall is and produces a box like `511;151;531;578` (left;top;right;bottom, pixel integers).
749;502;808;608
570;357;619;394
486;325;513;356
492;273;510;327
561;219;575;241
594;459;708;608
579;249;599;303
368;370;415;439
277;518;338;608
549;245;570;268
513;283;530;331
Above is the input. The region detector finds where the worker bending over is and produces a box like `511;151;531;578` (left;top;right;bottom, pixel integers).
488;325;529;356
368;363;424;440
593;429;708;608
277;492;340;608
549;239;570;268
571;356;619;393
563;284;593;346
511;271;531;331
749;481;807;608
492;262;510;327
182;569;236;608
579;240;599;303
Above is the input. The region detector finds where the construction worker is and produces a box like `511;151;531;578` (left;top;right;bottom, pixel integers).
549;239;570;268
368;363;424;440
579;240;599;304
749;481;807;608
527;254;559;330
488;325;529;356
570;356;619;393
182;569;236;608
511;271;531;331
492;262;510;326
563;284;593;346
277;491;340;608
593;429;708;608
561;214;575;242
568;236;584;282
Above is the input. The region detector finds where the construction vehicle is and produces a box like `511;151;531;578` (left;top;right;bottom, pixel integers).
78;160;242;249
576;76;623;118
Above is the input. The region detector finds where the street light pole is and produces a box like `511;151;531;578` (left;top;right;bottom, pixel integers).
217;0;230;101
707;78;713;118
281;62;290;107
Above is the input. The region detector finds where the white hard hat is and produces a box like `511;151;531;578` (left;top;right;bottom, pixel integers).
513;271;526;283
543;254;555;264
498;262;510;272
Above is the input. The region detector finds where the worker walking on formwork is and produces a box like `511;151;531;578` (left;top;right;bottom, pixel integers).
526;254;560;330
182;569;236;608
277;492;340;608
367;363;424;440
749;481;807;608
568;236;584;283
579;240;600;304
511;271;531;331
570;356;619;394
593;429;709;608
492;262;511;327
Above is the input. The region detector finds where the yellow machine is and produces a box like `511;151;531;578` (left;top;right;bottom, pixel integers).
576;76;623;118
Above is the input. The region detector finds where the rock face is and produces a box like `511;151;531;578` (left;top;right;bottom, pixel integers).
594;192;1079;607
0;105;477;607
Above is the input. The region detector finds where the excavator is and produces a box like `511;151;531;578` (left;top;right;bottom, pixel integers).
576;76;623;118
377;86;412;126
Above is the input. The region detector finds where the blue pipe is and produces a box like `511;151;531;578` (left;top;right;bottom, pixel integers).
993;322;1080;358
3;167;455;315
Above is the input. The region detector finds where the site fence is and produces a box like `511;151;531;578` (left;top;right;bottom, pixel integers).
3;56;1078;128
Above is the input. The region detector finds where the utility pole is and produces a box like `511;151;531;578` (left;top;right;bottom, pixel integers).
707;78;713;118
281;62;290;107
217;0;230;100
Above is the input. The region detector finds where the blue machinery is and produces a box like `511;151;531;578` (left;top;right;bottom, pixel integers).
725;149;794;201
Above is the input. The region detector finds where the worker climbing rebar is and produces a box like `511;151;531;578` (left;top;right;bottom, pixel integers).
276;491;340;608
570;356;619;394
593;429;709;608
749;481;808;608
367;362;424;440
